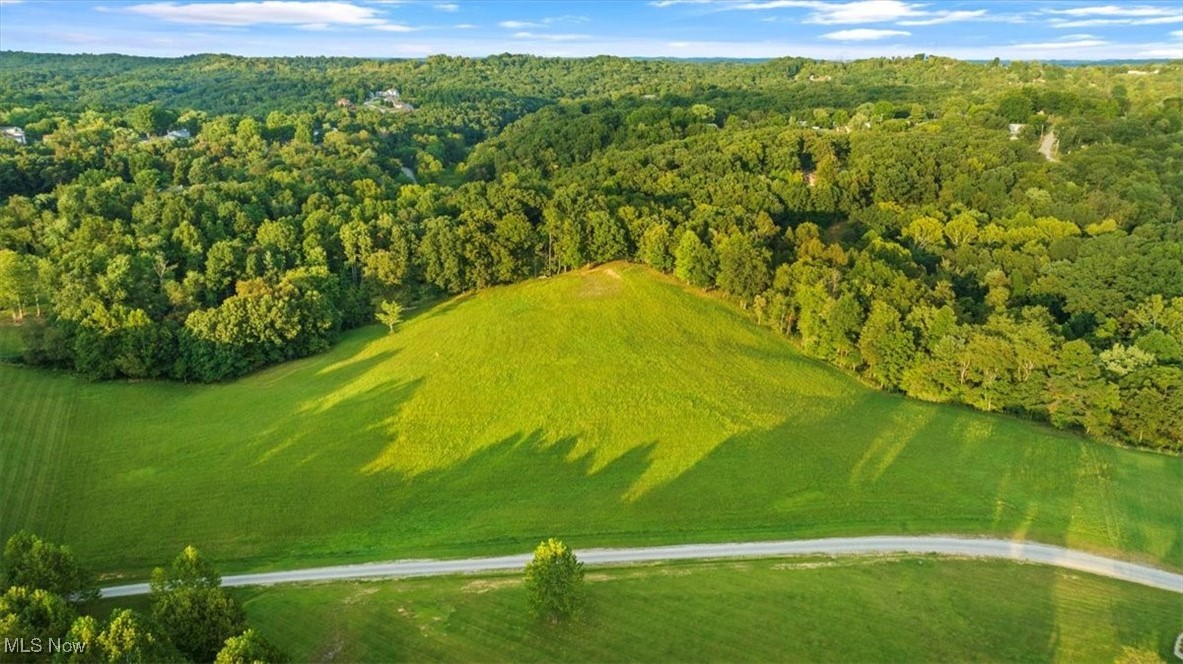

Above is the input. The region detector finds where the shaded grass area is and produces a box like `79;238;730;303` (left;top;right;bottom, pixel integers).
1;264;1181;579
0;320;24;362
100;557;1179;663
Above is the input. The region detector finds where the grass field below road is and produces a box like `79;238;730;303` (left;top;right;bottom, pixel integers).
98;556;1183;663
2;264;1181;578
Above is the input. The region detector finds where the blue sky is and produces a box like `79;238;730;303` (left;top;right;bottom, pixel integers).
1;0;1180;60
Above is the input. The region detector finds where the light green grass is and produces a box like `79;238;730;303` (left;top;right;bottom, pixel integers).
110;557;1181;663
1;264;1180;578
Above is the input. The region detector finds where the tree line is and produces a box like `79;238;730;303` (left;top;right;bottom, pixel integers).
0;532;285;663
0;53;1179;450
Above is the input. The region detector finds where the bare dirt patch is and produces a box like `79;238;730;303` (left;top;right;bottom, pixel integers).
462;578;521;594
342;586;379;604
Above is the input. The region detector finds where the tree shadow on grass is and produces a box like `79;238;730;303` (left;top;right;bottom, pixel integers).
97;326;1180;577
295;376;1181;570
631;392;1174;567
284;430;665;564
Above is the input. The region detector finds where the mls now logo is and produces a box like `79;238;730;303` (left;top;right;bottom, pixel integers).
4;638;88;655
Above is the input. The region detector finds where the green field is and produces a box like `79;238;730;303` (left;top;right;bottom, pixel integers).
99;557;1183;662
0;321;22;362
1;264;1180;578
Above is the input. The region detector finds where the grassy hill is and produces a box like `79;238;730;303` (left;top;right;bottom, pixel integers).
1;264;1180;578
98;557;1183;662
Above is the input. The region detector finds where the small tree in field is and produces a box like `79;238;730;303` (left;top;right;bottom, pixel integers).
376;300;404;333
523;538;584;623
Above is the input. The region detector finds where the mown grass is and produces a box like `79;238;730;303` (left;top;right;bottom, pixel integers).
0;320;23;362
101;557;1180;663
1;264;1180;578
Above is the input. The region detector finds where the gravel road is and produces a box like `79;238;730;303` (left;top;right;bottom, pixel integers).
100;535;1183;598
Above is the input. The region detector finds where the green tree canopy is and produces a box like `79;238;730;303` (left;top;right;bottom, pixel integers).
150;546;246;663
523;538;585;623
1;531;99;606
215;628;290;664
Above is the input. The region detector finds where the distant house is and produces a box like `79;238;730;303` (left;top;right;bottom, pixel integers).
336;98;354;108
1007;123;1026;140
363;87;415;113
0;126;27;145
165;128;191;140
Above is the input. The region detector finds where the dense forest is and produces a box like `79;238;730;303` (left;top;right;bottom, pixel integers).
0;51;1180;451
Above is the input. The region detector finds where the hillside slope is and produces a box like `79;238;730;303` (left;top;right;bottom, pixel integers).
1;264;1179;576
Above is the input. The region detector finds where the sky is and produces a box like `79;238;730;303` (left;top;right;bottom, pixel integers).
0;0;1180;61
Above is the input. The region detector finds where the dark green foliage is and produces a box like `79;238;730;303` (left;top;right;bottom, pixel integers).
0;586;76;659
674;231;717;288
1115;367;1183;450
0;533;275;662
150;547;247;663
858;301;914;388
1046;340;1120;437
127;104;176;138
0;52;1179;449
1;532;98;607
63;610;184;664
715;233;771;305
177;271;339;382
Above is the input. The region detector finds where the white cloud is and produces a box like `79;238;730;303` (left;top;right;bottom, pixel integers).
542;15;589;24
898;9;986;26
434;3;458;11
1010;38;1109;50
498;20;540;29
821;28;910;41
453;23;476;29
1048;5;1177;18
125;0;421;32
126;1;394;26
512;31;590;41
737;1;921;23
4;26;1175;61
727;1;988;26
1051;15;1181;28
733;0;825;10
1172;30;1183;38
803;1;923;24
1045;3;1182;28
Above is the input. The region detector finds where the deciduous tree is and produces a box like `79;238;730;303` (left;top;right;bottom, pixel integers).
150;546;246;663
523;539;584;623
376;300;404;333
